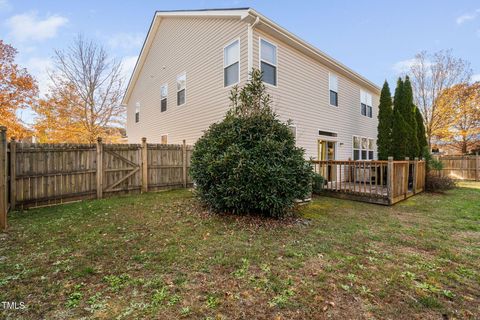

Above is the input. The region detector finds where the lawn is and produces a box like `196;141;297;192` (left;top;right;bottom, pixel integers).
0;182;479;319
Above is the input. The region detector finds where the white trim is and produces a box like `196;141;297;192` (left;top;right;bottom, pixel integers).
258;37;278;87
156;10;250;19
223;37;241;88
176;72;186;106
247;24;253;78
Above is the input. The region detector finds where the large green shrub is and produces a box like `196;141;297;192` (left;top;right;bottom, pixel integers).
190;69;313;217
312;173;325;194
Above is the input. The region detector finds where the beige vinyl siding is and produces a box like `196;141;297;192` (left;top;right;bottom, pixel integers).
127;17;248;144
253;29;379;160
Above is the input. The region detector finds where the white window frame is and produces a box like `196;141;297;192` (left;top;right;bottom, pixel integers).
135;102;140;123
223;38;240;88
288;124;297;145
176;72;186;106
360;90;373;118
160;134;168;144
352;135;375;160
329;72;338;107
160;84;168;112
259;37;278;87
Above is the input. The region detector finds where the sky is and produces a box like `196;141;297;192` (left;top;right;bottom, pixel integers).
1;0;480;123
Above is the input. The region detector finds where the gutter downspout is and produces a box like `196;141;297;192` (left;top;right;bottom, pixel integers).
247;16;260;79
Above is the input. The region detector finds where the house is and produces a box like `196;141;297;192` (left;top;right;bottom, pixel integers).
122;8;380;162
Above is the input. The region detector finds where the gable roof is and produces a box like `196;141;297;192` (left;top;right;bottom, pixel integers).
122;8;380;105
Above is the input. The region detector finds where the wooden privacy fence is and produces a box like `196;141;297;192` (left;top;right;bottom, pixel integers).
311;157;426;205
434;155;480;181
0;126;193;230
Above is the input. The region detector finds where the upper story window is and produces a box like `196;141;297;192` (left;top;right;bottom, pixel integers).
135;102;140;123
160;84;168;112
161;134;168;144
177;73;186;106
288;125;297;140
224;39;240;87
260;39;277;86
361;90;373;118
329;73;338;106
353;136;375;160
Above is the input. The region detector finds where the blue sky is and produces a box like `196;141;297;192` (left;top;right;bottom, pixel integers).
1;0;479;123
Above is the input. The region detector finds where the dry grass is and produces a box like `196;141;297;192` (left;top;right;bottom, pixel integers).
0;182;479;319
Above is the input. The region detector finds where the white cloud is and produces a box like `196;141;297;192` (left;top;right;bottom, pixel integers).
456;9;480;24
472;74;480;82
23;57;53;96
121;56;138;82
392;58;418;74
393;57;433;74
108;33;144;50
5;12;68;42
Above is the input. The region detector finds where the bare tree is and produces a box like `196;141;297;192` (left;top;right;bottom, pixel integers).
45;35;125;143
408;50;472;148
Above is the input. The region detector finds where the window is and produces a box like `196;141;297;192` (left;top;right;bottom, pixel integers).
360;90;373;118
260;39;277;86
161;135;168;144
135;102;140;123
224;40;239;87
329;73;338;106
289;125;297;140
353;136;375;160
160;84;168;112
318;130;337;137
177;73;186;106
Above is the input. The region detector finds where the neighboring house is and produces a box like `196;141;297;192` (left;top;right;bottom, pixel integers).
123;8;380;162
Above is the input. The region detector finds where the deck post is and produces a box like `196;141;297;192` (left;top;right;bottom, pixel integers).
96;137;103;199
9;137;16;210
0;127;7;231
141;137;148;193
387;157;394;204
413;157;418;194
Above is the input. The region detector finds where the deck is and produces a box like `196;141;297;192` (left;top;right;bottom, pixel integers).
312;159;425;205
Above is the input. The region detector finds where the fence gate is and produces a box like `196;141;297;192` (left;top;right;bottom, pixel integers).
101;144;142;196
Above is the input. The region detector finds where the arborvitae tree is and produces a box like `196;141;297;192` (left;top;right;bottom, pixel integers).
377;81;393;160
391;78;408;160
403;76;419;158
415;106;428;157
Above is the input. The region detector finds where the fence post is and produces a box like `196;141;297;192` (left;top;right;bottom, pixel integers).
404;157;409;198
0;127;7;231
476;152;479;182
141;137;148;193
96;137;103;199
182;139;187;188
9;137;16;210
387;157;394;204
413;157;418;194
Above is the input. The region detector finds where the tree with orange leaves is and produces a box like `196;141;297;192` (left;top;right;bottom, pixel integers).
436;82;480;154
33;36;125;143
0;40;38;139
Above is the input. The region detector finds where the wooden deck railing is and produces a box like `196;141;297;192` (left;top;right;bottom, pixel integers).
311;157;425;205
